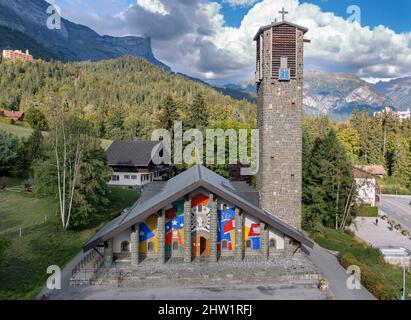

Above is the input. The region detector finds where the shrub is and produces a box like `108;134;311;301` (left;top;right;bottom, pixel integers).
340;252;398;300
25;107;48;130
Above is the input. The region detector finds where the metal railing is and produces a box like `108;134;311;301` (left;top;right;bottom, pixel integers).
71;248;104;280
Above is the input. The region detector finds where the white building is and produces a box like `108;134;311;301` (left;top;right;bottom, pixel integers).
106;141;170;189
374;107;411;121
353;165;386;207
380;247;411;268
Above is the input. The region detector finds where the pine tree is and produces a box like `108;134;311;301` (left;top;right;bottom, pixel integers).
349;108;383;165
392;137;411;188
303;130;355;230
158;94;178;131
187;93;209;129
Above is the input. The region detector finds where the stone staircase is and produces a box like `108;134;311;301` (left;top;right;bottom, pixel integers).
89;254;322;288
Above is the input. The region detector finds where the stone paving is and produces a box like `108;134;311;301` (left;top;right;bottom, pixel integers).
44;282;331;300
349;217;411;251
89;254;322;288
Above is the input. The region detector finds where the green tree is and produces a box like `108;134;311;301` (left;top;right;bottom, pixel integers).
0;130;18;175
158;94;178;131
350;108;383;164
34;115;110;229
187;93;209;129
337;127;360;162
303;130;355;230
11;129;44;177
25;107;48;130
392;137;411;188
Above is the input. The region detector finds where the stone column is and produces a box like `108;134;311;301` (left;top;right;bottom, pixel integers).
235;208;243;262
183;198;192;263
260;222;269;259
157;210;166;263
130;224;139;266
209;194;218;263
104;239;113;268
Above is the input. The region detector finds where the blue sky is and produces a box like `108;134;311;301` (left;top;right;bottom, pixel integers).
217;0;411;33
50;0;411;83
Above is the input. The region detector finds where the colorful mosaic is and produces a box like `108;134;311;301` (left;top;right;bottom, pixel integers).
217;206;236;251
244;217;260;250
165;200;185;253
139;214;158;253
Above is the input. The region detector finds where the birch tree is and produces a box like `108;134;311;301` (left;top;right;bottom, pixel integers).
54;113;85;230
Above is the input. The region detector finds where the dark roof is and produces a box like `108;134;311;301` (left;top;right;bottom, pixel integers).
84;165;313;251
253;21;308;40
106;141;162;167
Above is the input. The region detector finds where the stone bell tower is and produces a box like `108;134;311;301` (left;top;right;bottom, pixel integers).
254;8;309;229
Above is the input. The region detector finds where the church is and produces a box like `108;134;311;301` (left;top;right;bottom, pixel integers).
84;12;312;267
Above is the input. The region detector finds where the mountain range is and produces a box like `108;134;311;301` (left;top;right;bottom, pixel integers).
0;0;169;70
1;0;410;121
218;73;411;121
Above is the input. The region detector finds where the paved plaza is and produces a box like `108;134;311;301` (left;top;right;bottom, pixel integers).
350;217;411;251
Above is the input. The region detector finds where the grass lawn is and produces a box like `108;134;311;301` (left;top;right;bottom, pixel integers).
311;228;411;300
0;122;112;150
357;206;378;217
0;122;35;139
0;181;139;300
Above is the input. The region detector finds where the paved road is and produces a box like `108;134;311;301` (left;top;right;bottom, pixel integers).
379;195;411;230
38;282;330;300
303;244;376;300
36;244;375;300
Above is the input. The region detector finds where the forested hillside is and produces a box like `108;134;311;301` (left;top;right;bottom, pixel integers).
0;56;256;140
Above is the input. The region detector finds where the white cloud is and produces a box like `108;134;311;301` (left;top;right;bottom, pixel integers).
224;0;258;8
137;0;169;16
52;0;411;83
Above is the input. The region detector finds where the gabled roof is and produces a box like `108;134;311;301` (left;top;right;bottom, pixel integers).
253;21;308;41
106;140;162;167
2;110;24;120
353;165;386;177
84;165;313;251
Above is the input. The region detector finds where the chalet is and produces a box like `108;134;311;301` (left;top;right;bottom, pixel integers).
106;141;170;189
1;110;25;121
353;165;386;206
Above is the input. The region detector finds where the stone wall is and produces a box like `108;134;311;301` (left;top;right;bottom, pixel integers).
256;26;304;230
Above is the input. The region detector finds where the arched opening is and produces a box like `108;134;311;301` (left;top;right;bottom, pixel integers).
200;236;207;256
121;241;130;253
221;240;228;250
246;239;252;249
172;241;179;251
147;241;154;252
269;239;276;248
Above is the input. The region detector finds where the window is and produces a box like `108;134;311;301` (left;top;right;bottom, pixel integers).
269;239;276;248
246;240;252;249
172;241;179;251
124;175;130;180
131;175;137;180
221;240;228;250
111;175;119;181
121;241;130;253
147;241;154;252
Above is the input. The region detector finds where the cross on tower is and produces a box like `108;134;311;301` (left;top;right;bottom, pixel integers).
278;7;288;21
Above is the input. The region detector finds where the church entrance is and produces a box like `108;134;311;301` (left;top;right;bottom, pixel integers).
192;234;210;257
200;237;207;256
